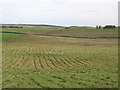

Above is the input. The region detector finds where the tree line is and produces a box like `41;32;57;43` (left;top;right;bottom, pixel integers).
0;26;22;28
96;25;117;29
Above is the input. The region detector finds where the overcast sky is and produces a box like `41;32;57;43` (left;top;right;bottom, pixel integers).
0;0;119;26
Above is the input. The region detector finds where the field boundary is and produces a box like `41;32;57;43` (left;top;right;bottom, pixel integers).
34;34;119;39
1;31;119;39
2;31;25;34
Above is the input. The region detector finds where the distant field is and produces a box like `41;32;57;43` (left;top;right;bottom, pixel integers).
2;27;118;88
0;33;2;42
2;27;118;38
2;33;21;42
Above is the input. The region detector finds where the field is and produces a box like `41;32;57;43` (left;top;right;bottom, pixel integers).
2;27;118;88
2;33;21;42
2;27;118;38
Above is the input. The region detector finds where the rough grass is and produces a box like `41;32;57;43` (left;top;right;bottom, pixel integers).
2;34;118;88
2;27;118;38
2;33;21;42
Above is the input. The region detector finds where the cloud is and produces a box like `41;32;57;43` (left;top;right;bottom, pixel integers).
1;0;118;26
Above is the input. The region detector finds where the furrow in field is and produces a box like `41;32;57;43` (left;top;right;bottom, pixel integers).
63;56;83;66
41;46;53;69
46;49;68;67
4;55;20;69
2;45;14;55
50;48;74;67
51;47;88;66
37;46;50;70
17;47;33;70
21;47;33;69
70;52;91;65
3;56;14;67
37;56;44;69
35;56;43;71
3;48;26;68
49;48;71;68
43;47;60;68
52;55;68;68
46;55;57;68
12;56;25;69
50;48;77;66
45;47;75;72
21;56;30;69
32;55;39;71
73;57;88;65
53;56;74;72
26;46;38;71
35;47;44;70
11;56;26;69
47;56;69;72
42;55;52;69
38;55;48;69
43;46;61;69
13;48;30;69
33;46;41;71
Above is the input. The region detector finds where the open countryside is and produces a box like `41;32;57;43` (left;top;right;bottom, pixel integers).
2;25;118;88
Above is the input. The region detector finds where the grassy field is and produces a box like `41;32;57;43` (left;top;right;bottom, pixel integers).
2;33;21;42
2;27;118;88
2;27;118;38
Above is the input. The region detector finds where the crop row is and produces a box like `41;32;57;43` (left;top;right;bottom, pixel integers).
3;43;118;88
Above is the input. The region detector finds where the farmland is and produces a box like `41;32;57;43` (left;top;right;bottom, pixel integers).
2;26;118;88
2;26;118;38
2;33;21;42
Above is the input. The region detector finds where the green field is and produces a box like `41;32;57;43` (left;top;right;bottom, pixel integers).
2;33;21;42
2;27;118;38
2;27;118;88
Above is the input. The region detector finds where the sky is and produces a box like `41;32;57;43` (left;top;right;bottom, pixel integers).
0;0;119;27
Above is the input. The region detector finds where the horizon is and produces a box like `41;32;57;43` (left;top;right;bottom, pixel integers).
0;23;118;27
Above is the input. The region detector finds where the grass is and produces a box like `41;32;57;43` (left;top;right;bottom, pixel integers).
2;33;21;42
2;27;118;88
2;27;118;38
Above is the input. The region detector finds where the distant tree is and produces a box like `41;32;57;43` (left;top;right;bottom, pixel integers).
1;26;8;28
1;25;22;28
96;25;102;29
65;27;70;29
96;25;99;29
9;26;15;28
9;26;23;28
103;25;116;29
98;25;102;29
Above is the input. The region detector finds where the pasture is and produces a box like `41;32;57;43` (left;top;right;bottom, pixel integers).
2;33;21;42
2;27;118;88
2;27;118;38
